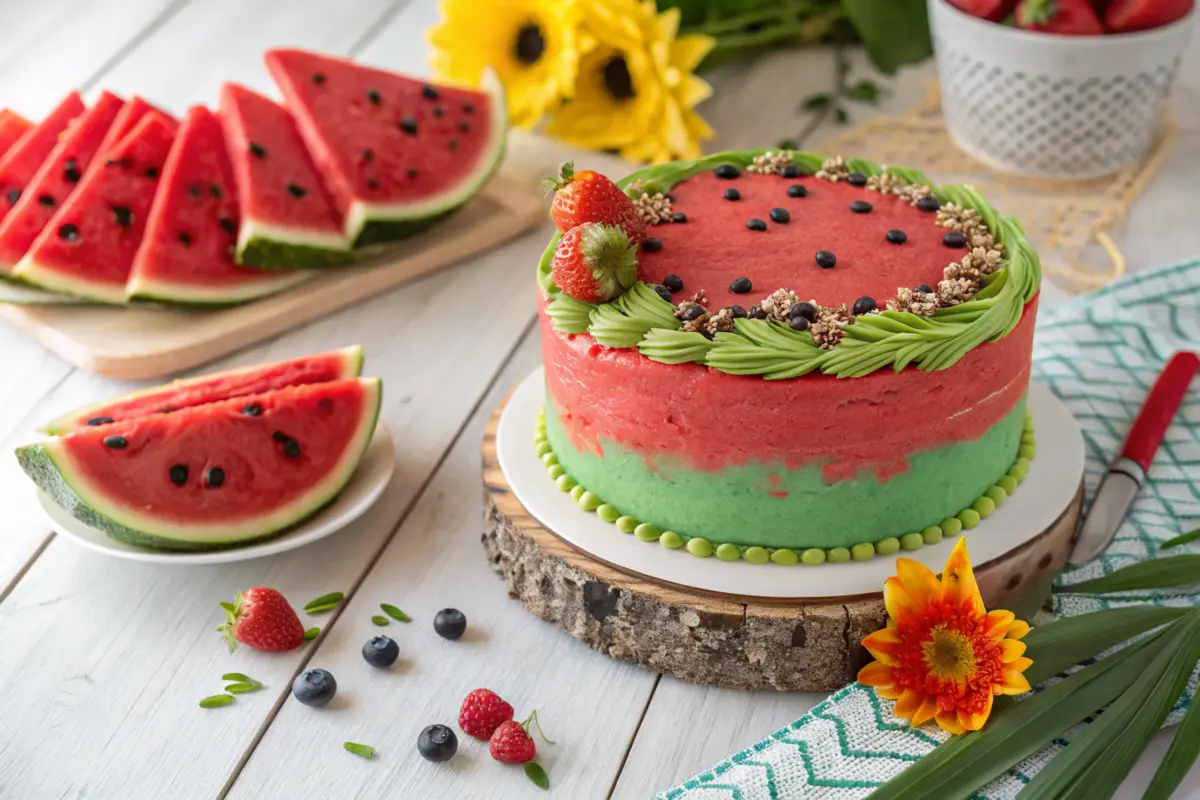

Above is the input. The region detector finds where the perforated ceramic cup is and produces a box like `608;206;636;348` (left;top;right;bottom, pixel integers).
928;0;1195;179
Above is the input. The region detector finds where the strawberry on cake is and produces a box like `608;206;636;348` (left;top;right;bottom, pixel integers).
534;150;1041;566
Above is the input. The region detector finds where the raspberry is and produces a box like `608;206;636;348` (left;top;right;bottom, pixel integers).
458;688;514;740
489;720;537;764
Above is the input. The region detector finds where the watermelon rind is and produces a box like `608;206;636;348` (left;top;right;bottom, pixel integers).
344;68;508;249
10;256;129;305
125;265;313;306
237;226;355;270
38;343;364;435
18;377;382;550
0;280;88;305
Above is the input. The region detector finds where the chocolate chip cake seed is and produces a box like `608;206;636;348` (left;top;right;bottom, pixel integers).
780;164;802;179
886;229;908;244
853;296;878;316
713;164;740;179
849;200;873;214
916;283;933;294
768;207;790;224
671;211;687;223
205;467;226;488
943;230;967;248
746;218;767;232
642;237;663;252
103;435;127;450
730;276;752;294
86;416;114;426
815;250;836;269
847;172;868;187
789;316;810;332
787;184;807;198
790;301;817;321
728;305;747;319
663;274;683;293
723;187;740;201
241;403;262;417
917;195;941;212
58;223;80;242
169;465;189;486
653;284;672;303
682;304;706;322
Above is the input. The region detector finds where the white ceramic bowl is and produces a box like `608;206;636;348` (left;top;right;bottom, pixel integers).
928;0;1195;179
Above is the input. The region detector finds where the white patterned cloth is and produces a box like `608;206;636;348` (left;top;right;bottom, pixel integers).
656;260;1200;799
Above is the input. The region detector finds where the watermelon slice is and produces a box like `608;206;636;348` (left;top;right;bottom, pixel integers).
17;377;382;550
93;97;175;173
125;105;311;305
40;344;363;434
13;112;176;303
265;49;506;248
0;92;86;222
219;83;352;268
0;91;126;275
0;110;33;158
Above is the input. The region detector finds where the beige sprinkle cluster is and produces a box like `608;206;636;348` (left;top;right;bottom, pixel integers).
704;307;736;336
747;150;791;175
887;287;939;317
933;203;1007;307
815;155;850;182
865;172;905;196
809;304;854;350
633;190;673;226
759;288;801;323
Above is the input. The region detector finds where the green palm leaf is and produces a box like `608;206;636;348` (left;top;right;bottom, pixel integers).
1057;555;1200;594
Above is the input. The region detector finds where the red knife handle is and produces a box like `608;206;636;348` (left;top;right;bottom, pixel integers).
1121;350;1199;471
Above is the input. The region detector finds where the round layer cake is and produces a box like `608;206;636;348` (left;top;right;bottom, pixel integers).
536;151;1041;565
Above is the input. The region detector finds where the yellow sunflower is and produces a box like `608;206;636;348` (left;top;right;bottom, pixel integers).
545;0;715;163
429;0;586;129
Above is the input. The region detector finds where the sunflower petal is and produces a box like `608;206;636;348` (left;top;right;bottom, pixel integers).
1006;619;1032;640
670;35;715;73
875;684;903;700
894;689;925;721
984;609;1016;639
997;638;1027;663
857;660;894;688
935;708;966;735
911;695;940;727
942;538;983;614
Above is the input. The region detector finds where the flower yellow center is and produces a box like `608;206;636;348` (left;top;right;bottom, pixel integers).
921;627;976;681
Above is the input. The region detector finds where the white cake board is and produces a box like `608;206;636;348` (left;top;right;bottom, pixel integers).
497;367;1084;600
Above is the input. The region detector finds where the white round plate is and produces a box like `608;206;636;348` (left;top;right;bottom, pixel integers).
38;423;395;565
497;368;1084;600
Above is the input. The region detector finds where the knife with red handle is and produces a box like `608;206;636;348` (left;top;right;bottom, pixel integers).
1070;350;1199;564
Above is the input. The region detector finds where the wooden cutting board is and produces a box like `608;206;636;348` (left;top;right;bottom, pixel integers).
0;173;545;380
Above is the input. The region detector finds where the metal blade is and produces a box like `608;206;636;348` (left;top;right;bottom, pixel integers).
1070;470;1141;564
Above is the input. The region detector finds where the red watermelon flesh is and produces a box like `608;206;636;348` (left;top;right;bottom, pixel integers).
0;110;33;159
13;112;175;304
265;49;506;247
0;91;126;274
93;97;176;173
126;105;310;305
17;377;382;549
219;82;351;268
0;92;86;222
40;344;364;435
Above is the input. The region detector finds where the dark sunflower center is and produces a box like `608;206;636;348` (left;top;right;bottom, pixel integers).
514;24;546;64
603;57;635;100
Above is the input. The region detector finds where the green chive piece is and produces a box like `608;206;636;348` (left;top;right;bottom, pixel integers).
199;694;235;708
1160;526;1200;550
304;602;340;615
224;682;261;694
380;603;411;622
524;762;550;790
343;741;375;758
304;627;320;641
221;672;254;683
304;591;345;612
371;615;390;626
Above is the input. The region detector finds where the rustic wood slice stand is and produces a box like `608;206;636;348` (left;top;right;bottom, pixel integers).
482;396;1084;692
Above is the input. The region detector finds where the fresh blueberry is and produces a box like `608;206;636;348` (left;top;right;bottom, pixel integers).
789;316;810;332
434;608;467;640
729;276;752;294
362;635;400;668
815;250;836;269
886;229;907;244
418;724;458;762
745;218;767;231
768;207;789;224
292;669;337;707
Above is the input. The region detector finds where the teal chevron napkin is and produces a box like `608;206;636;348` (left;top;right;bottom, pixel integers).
655;259;1200;800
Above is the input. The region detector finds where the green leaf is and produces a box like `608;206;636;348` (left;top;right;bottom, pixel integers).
304;627;320;641
844;79;880;103
1144;665;1200;799
841;0;932;75
343;741;375;758
221;672;254;683
371;615;390;626
524;762;550;790
1160;525;1200;549
304;591;344;613
219;601;236;613
380;604;411;623
802;92;831;110
224;682;262;694
199;694;235;709
1057;555;1200;594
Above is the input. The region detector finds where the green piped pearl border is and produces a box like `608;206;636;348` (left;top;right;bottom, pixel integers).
533;408;1036;566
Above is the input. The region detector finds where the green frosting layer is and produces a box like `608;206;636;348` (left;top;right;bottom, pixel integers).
538;149;1042;379
533;402;1034;564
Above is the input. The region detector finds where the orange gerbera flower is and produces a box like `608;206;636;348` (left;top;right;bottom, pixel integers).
857;538;1033;735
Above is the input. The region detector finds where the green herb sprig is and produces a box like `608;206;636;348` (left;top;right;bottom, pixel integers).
304;592;345;614
343;742;375;759
380;604;411;622
199;694;234;709
524;762;550;790
370;615;389;626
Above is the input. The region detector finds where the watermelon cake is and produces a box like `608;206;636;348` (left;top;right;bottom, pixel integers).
536;150;1041;566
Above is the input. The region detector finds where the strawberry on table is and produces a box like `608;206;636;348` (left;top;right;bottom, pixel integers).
948;0;1020;21
1016;0;1105;33
550;222;638;303
459;688;515;739
542;162;647;246
217;587;305;653
1105;0;1194;32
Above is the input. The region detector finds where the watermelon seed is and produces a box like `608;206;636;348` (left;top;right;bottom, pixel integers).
399;116;418;136
730;276;752;293
86;416;114;426
449;140;459;151
38;195;55;207
169;465;189;486
462;102;475;114
284;440;302;459
241;403;262;417
112;207;133;227
745;218;767;231
58;223;79;242
145;167;159;179
219;217;236;235
406;168;418;179
367;90;382;106
815;250;837;268
177;232;192;247
6;189;20;205
422;85;439;100
272;430;289;443
188;185;202;198
458;121;470;134
249;142;267;159
849;200;872;214
360;148;374;164
312;73;326;85
205;467;225;489
432;107;444;118
209;184;221;198
102;435;127;450
64;159;81;183
318;397;334;412
287;184;308;198
366;178;379;190
787;184;807;198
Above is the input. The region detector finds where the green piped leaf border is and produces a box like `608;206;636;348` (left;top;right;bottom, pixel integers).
538;149;1041;379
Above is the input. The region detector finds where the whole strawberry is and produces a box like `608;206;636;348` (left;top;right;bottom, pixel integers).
216;587;305;653
551;222;638;303
459;688;515;740
542;162;646;246
1016;0;1104;33
1105;0;1193;32
489;720;538;763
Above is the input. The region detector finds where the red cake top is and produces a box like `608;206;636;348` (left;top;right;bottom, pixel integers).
634;168;957;311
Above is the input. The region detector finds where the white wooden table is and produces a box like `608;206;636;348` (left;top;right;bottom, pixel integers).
0;2;1197;798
